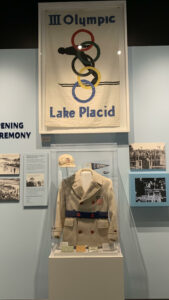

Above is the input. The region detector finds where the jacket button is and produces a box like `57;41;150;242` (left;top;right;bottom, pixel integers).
78;230;82;234
91;230;94;234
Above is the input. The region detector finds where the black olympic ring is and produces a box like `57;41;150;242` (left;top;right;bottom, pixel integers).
77;51;94;66
72;56;98;85
71;54;95;77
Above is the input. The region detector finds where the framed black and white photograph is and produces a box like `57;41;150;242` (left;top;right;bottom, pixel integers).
129;143;166;171
26;173;44;187
0;178;20;202
130;173;169;207
0;154;20;176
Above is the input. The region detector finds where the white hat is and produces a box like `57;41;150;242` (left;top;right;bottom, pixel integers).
58;154;76;167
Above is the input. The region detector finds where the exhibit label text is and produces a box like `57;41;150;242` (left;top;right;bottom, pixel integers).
48;14;115;26
50;106;115;118
0;122;31;139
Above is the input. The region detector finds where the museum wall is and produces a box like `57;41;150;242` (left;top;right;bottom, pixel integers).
0;46;169;299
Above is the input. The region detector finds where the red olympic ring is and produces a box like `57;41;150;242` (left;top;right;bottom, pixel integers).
71;29;94;52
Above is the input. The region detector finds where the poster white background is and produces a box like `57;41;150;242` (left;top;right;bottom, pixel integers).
39;2;129;133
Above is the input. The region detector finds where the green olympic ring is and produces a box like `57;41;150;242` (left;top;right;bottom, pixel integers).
77;41;100;64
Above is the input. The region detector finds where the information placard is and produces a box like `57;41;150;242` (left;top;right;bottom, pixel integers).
23;153;49;207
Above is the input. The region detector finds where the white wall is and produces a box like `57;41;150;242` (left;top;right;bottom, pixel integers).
123;46;169;299
0;46;169;299
0;50;50;300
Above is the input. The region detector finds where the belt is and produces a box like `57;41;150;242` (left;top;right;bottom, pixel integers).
65;210;108;219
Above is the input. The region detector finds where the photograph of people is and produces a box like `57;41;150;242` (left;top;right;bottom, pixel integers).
135;177;166;203
26;173;44;187
0;179;20;201
0;154;20;175
129;143;165;171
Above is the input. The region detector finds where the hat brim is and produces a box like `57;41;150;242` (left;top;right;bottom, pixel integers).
59;164;76;168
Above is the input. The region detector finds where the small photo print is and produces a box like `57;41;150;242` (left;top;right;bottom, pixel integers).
0;178;20;201
26;173;44;187
129;143;166;171
135;177;166;203
0;154;20;175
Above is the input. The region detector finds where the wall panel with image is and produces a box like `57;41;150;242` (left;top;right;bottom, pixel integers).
23;153;49;207
130;172;169;207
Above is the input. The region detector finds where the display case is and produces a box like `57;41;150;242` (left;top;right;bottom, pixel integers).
50;143;121;254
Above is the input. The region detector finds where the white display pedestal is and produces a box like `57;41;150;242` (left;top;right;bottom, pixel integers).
49;250;124;300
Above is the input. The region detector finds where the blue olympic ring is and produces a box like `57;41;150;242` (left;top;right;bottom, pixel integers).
72;80;95;103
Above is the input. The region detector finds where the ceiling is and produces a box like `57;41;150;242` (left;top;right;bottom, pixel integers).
0;0;169;48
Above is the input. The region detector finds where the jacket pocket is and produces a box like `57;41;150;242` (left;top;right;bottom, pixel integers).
96;219;109;243
63;218;76;246
64;218;74;227
97;219;109;229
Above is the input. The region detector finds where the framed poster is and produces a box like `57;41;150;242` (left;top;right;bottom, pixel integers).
129;172;169;207
38;1;129;134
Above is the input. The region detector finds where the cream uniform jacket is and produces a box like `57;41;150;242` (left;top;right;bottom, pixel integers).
53;169;118;247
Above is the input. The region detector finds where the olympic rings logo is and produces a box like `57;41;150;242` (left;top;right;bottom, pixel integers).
58;29;101;103
71;29;101;103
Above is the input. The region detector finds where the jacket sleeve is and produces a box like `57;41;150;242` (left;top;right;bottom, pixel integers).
53;181;66;238
107;180;118;242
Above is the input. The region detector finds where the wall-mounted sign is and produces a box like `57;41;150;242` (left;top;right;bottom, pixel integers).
0;122;31;139
23;153;49;207
39;1;129;134
130;172;169;207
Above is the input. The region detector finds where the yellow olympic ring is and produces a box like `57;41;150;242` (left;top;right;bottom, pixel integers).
77;66;101;89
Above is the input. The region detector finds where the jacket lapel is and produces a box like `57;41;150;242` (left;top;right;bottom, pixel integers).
72;169;103;202
71;177;84;200
82;181;102;201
